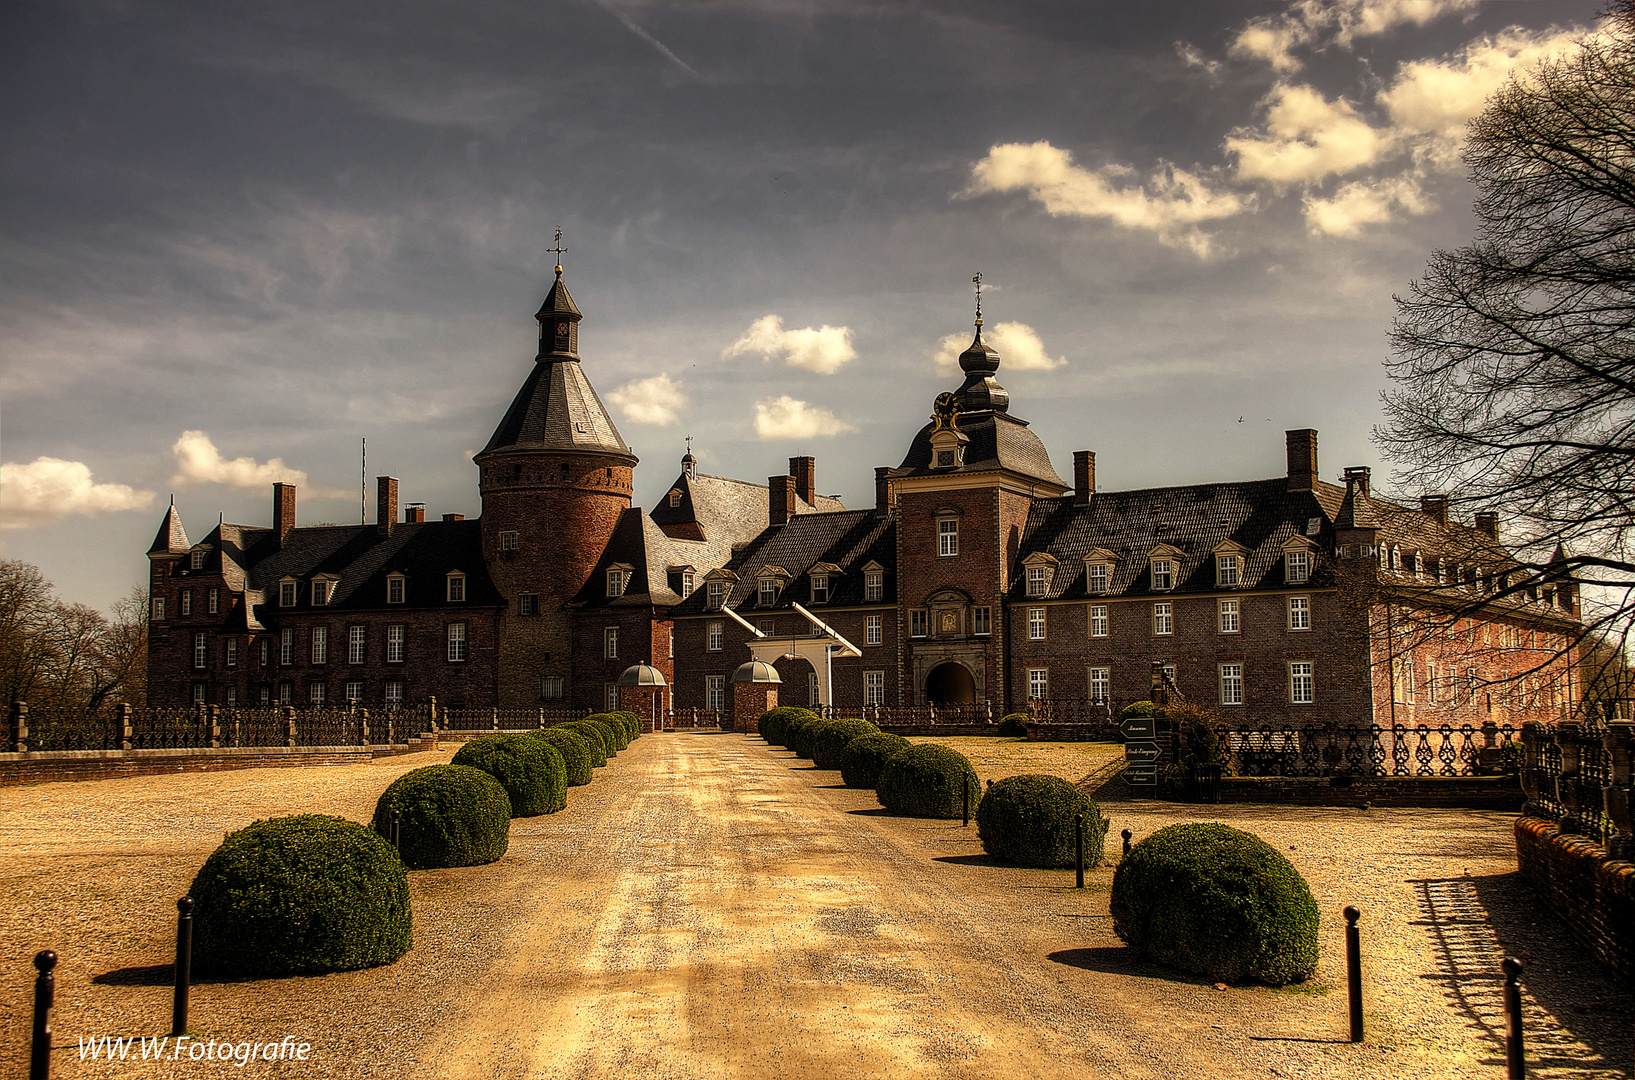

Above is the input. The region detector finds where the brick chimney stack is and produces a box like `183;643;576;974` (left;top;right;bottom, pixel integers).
769;475;796;526
789;456;815;506
1475;512;1499;539
1286;429;1318;492
875;467;891;517
273;483;296;544
404;505;425;524
1421;495;1448;526
377;476;398;537
1073;450;1095;507
1342;466;1371;499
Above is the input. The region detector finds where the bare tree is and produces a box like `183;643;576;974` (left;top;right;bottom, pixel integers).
0;561;148;712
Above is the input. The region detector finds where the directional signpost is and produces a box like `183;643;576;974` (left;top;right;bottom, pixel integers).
1121;715;1159;787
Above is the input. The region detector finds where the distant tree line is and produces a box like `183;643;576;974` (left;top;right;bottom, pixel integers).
0;559;147;713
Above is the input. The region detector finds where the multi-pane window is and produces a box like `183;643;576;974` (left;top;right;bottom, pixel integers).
1087;564;1109;594
1152;602;1173;636
1028;607;1047;640
681;572;694;597
759;579;779;606
865;614;882;646
540;677;564;700
191;550;207;570
606;683;620;712
1089;603;1109;638
345;681;364;703
938;518;958;557
1287;596;1311;631
307;681;325;705
280;627;295;665
1151;560;1174;591
311;626;328;665
1289;662;1315;704
1286;550;1309;584
1027;566;1048;597
1218;598;1239;634
312;581;332;606
811;576;829;603
607;570;625;598
973;607;991;636
225;686;236;706
181;591;192;616
1219;663;1244;706
348;625;366;664
705;675;725;711
865;572;883;602
603;627;619;659
386;624;405;663
808;672;820;708
193;683;207;705
706;621;723;651
864;670;884;706
280;581;297;607
499;530;518;551
1088;666;1110;704
225;638;238;667
707;582;724;609
387;576;405;604
910;609;928;637
447;623;467;662
262;685;272;705
259;637;269;665
1216;555;1240;587
519;594;537;616
447;574;466;603
152;597;166;621
208;588;219;615
279;682;293;705
193;632;208;669
1028;668;1049;701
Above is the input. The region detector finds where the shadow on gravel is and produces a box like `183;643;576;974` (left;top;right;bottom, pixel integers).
844;807;895;816
93;964;278;987
933;853;1005;867
1047;947;1210;985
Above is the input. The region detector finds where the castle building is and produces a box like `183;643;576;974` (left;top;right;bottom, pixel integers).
146;269;1583;727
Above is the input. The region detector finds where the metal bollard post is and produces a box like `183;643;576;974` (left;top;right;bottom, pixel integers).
172;897;193;1037
963;782;970;827
1075;813;1085;888
1121;828;1133;856
390;808;402;851
1344;906;1363;1042
31;950;56;1080
1502;957;1525;1079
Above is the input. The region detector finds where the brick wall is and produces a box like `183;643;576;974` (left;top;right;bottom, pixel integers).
0;745;419;787
1514;816;1635;982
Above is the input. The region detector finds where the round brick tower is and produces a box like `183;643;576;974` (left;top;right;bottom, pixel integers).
475;264;638;706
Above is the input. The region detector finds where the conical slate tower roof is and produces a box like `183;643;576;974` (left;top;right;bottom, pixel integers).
147;498;189;556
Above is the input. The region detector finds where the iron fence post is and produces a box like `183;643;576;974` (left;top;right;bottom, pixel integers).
1075;813;1084;888
30;950;55;1080
1344;906;1363;1042
1502;957;1525;1079
1121;828;1133;856
172;897;193;1036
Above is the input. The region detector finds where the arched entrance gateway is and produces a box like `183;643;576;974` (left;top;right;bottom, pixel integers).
924;661;976;705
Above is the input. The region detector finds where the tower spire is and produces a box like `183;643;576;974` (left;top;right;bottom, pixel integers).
973;272;984;329
548;226;568;276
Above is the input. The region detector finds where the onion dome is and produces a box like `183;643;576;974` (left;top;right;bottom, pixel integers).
616;663;668;687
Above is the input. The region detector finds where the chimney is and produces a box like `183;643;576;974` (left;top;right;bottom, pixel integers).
875;467;892;517
789;456;816;506
376;476;398;537
1286;429;1318;492
442;513;465;522
768;475;796;527
1073;450;1095;507
1342;466;1371;499
1474;511;1499;540
1420;495;1448;526
404;505;425;524
273;483;296;544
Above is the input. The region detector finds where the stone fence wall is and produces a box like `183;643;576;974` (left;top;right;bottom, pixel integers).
1514;816;1635;982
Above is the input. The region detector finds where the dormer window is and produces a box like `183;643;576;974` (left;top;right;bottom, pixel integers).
706;581;725;609
1152;560;1174;591
191;549;208;571
279;579;297;608
447;572;466;603
1390;546;1402;572
811;575;829;603
1413;552;1425;579
1216;555;1240;588
936;449;957;469
607;570;626;598
312;580;333;606
759;579;779;606
1379;545;1390;571
668;489;682;508
1081;549;1116;595
865;572;883;602
387;574;406;604
1286;549;1310;585
1088;564;1108;593
1021;552;1058;598
682;571;694;597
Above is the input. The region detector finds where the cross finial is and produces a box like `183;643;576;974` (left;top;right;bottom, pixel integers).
973;273;984;328
685;434;693;455
549;226;568;275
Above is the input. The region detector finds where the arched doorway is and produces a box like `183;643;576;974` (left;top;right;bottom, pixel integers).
925;661;976;704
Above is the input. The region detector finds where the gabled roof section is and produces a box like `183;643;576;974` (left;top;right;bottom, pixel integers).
649;467;843;543
671;510;896;614
147;500;189;556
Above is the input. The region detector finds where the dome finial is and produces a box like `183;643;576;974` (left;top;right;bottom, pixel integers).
549;225;568;276
973;272;984;328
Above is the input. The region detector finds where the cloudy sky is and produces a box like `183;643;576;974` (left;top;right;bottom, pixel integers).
1;0;1604;610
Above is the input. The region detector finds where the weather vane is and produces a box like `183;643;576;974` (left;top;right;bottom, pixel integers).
549;226;568;273
973;273;984;327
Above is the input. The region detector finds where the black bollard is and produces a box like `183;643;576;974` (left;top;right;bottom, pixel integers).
1344;906;1363;1042
390;808;402;851
31;950;56;1080
1075;813;1085;888
1121;828;1133;856
172;897;193;1037
1502;957;1525;1079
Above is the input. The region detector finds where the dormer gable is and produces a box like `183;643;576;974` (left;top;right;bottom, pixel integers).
1146;544;1184;592
1210;539;1248;588
1081;548;1117;594
1280;535;1317;584
1020;551;1060;597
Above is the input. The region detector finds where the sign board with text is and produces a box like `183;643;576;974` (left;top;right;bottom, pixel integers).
1124;740;1160;765
1120;716;1155;742
1123;763;1158;786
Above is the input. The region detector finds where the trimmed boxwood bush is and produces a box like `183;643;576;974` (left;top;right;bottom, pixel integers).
996;712;1029;737
529;727;594;786
786;713;829;760
1110;822;1319;986
452;734;566;816
839;732;912;789
190;815;412;976
583;716;620;756
876;744;981;819
585;712;631;751
608;710;642;740
810;718;880;771
759;707;816;747
557;721;609;766
976;774;1108;868
372;765;511;870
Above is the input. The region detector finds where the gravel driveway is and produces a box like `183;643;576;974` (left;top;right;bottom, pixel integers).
1;732;1628;1079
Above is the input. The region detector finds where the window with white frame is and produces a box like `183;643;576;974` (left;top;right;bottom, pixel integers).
1216;555;1240;588
1152;602;1173;636
311;626;328;665
938;518;958;557
152;596;166;621
705;675;725;711
447;573;466;603
1286;549;1309;584
607;569;625;598
706;620;723;651
808;672;820;708
181;590;192;616
193;683;207;705
499;530;518;551
1089;603;1109;638
1413;551;1425;579
1391;546;1402;572
1151;560;1175;591
1287;596;1311;631
759;616;775;634
865;614;882;646
309;681;326;704
386;624;404;663
1379;545;1390;571
279;682;293;705
910;609;927;637
1028;607;1047;640
225;638;237;667
1218;598;1239;634
1028;668;1049;701
225;686;236;706
193;632;208;669
681;572;694;597
259;637;269;665
1027;565;1048;597
864;670;884;706
345;681;364;703
606;683;620;712
447;623;467;662
348;625;366;664
261;685;272;705
387;575;405;604
603;627;619;659
1219;663;1244;706
669;489;682;508
208;588;219;615
312;580;332;606
541;676;564;700
1289;661;1314;704
519;594;537;616
759;579;779;606
811;575;829;603
973;607;991;636
280;627;294;665
1162;662;1177;688
191;549;207;571
1087;563;1110;594
865;572;883;602
1088;666;1110;704
706;581;724;609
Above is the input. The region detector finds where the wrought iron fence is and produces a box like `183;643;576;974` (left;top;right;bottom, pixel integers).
1520;720;1633;853
1198;721;1521;779
5;701;444;752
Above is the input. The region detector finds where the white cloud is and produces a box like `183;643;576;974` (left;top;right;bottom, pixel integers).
966;142;1248;258
609;373;687;426
1231;0;1478;73
723;315;857;374
1227;83;1390;186
169;431;346;497
752;396;855;440
1303;175;1432;237
934;321;1066;375
0;458;154;529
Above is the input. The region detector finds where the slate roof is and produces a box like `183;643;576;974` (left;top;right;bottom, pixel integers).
669;509;896;615
478;357;635;462
894;410;1066;488
147;501;189;556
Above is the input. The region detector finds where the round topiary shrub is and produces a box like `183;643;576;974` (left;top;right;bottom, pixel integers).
876;744;981;819
759;707;816;747
189;815;411;977
609;710;642;740
583;716;621;756
557;721;609;766
530;727;594;786
585;712;631;751
452;734;566;816
996;712;1030;737
785;713;828;759
372;765;512;870
1110;822;1319;986
839;732;912;789
976;774;1108;868
810;718;880;771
